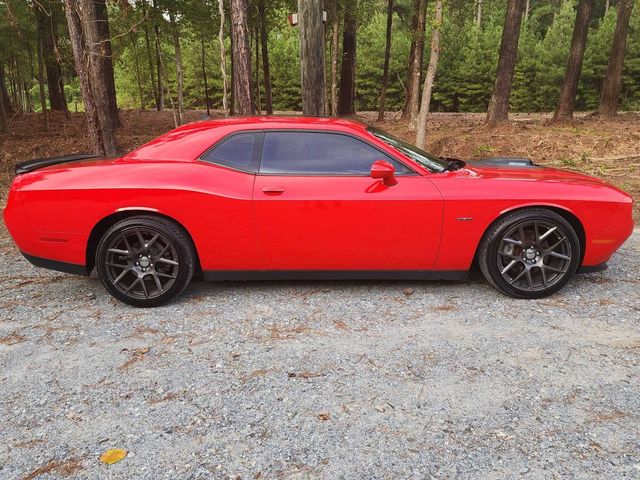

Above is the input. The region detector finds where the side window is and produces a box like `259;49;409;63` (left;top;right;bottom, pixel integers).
259;132;412;175
201;133;257;171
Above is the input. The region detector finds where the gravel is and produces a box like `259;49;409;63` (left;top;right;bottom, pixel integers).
0;225;638;479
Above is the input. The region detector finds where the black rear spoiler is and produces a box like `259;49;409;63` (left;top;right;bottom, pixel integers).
15;153;100;175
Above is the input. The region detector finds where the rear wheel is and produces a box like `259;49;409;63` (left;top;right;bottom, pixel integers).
96;216;195;307
478;209;580;299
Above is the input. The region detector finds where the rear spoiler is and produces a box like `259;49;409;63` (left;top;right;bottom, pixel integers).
15;153;100;175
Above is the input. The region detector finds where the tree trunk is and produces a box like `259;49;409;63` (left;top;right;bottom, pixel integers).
330;0;340;116
153;0;164;111
299;0;326;116
402;0;427;122
92;0;119;127
0;65;7;132
337;0;357;116
37;31;49;130
377;0;394;121
170;12;184;125
64;0;118;156
201;38;211;116
230;0;254;115
131;32;145;110
476;0;482;27
0;64;13;115
599;0;634;118
258;0;273;114
218;0;229;115
254;25;261;114
140;0;158;109
553;0;594;121
485;0;525;127
416;0;442;149
34;2;66;112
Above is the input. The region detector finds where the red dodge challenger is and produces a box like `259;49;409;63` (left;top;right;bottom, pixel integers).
3;117;634;307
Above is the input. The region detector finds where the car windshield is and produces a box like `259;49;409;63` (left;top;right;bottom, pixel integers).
367;127;449;173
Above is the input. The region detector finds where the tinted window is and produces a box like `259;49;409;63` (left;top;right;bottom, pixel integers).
259;132;412;175
202;133;256;171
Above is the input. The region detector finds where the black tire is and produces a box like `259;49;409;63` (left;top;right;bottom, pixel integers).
96;215;195;307
478;209;580;299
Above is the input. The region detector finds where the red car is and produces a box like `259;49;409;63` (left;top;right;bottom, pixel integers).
3;117;634;307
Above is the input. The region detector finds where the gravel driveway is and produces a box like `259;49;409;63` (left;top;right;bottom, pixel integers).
0;225;638;479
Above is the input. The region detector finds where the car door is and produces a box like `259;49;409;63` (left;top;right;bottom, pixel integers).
252;130;443;271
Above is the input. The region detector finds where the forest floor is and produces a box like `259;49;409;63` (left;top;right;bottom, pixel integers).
1;108;639;219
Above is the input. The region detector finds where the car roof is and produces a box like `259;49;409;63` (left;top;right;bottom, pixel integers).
172;115;369;133
123;116;372;162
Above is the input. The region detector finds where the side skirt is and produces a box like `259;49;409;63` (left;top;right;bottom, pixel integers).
202;270;468;282
21;252;89;276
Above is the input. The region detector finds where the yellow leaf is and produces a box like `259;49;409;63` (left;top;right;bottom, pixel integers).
100;448;128;465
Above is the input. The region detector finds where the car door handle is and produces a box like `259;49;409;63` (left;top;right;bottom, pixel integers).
262;186;285;194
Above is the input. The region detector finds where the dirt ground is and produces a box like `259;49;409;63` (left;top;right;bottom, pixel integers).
1;109;639;219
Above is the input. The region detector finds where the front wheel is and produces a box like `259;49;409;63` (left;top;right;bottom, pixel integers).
478;209;580;299
96;216;195;307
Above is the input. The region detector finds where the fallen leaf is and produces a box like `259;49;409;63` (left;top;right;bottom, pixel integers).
317;413;330;421
99;448;128;465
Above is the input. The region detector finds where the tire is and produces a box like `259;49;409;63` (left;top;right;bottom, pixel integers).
478;209;580;299
96;215;195;307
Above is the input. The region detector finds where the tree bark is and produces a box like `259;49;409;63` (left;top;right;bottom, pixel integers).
230;0;254;115
37;31;50;130
218;0;229;115
599;0;634;118
201;38;211;116
258;0;273;114
254;25;261;114
64;0;119;156
476;0;482;27
153;0;164;111
402;0;427;122
337;0;357;116
140;0;158;109
131;32;145;109
416;0;442;149
299;0;326;116
91;0;119;126
169;12;184;125
485;0;525;127
34;2;66;112
377;0;394;121
330;0;339;116
553;0;594;121
0;64;13;115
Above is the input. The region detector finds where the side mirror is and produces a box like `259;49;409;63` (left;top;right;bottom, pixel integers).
370;160;398;186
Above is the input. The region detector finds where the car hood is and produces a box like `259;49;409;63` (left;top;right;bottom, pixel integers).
461;162;612;188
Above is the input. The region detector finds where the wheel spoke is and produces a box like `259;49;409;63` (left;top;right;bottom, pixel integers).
108;248;129;256
157;257;179;266
509;268;527;285
152;274;163;294
113;268;131;284
548;251;571;261
140;276;150;298
146;233;160;249
124;277;140;293
546;237;567;253
525;269;534;290
539;266;548;288
155;272;177;279
539;226;557;241
503;237;522;246
135;229;145;249
501;259;518;275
